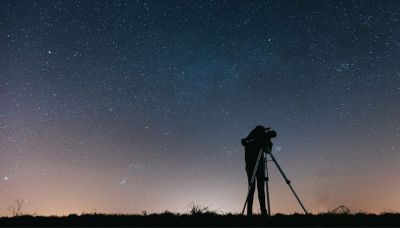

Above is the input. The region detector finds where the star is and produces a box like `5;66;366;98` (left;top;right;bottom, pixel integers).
120;178;128;185
1;0;399;216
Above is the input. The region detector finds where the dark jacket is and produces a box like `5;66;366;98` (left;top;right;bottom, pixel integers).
242;130;271;171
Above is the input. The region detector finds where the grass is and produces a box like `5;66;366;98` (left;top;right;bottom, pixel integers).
1;213;400;226
1;205;399;226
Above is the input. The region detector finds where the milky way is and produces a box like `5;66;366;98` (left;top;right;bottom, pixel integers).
1;1;400;216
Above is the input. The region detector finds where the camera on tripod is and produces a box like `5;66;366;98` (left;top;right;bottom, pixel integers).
262;127;277;139
252;127;277;143
241;126;277;146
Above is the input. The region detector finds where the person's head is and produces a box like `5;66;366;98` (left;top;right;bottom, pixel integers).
246;125;267;139
254;125;265;133
253;125;265;135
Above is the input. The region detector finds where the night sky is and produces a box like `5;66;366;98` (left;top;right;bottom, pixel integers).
1;0;400;216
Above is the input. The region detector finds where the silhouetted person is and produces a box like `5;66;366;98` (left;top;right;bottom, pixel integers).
241;125;269;216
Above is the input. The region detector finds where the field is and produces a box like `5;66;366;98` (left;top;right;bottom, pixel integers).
1;212;399;226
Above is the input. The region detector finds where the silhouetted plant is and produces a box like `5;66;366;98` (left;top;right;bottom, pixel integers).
380;209;398;215
160;210;177;216
330;205;351;214
8;199;24;216
188;203;219;215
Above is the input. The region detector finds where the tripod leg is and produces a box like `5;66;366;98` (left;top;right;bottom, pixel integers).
265;154;271;216
268;151;308;214
241;148;264;215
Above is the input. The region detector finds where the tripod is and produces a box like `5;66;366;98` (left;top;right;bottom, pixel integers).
241;144;308;215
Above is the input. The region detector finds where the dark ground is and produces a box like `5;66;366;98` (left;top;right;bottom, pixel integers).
1;212;400;227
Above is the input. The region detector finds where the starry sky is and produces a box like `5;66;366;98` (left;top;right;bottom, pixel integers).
1;0;400;216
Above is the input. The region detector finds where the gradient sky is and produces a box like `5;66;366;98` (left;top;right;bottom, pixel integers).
1;0;400;216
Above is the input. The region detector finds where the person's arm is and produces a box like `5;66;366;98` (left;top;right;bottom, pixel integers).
255;131;269;144
241;138;248;146
241;136;258;146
